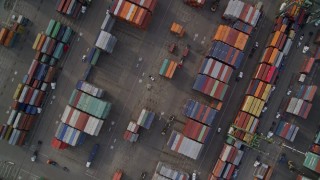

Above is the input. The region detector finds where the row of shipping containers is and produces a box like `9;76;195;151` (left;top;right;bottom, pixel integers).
183;99;218;126
55;122;86;146
260;47;284;68
310;131;320;156
0;15;29;47
152;161;189;180
137;109;155;129
76;80;105;98
61;105;104;136
0;126;27;146
240;95;265;118
167;130;203;160
86;47;101;66
124;121;140;143
199;58;233;84
232;20;253;35
159;59;177;79
0;28;20;47
182;119;211;143
275;120;299;142
223;0;261;27
246;79;272;101
110;0;157;29
56;0;87;19
69;89;112;119
207;41;244;69
253;63;278;84
209;124;246;179
212;25;249;51
303;152;320;173
285;97;312;119
295;85;317;102
1;19;74;146
95;30;117;53
193;74;229;101
300;57;315;75
210;1;307;179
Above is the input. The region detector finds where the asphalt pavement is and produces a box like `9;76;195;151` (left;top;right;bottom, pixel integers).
1;0;320;180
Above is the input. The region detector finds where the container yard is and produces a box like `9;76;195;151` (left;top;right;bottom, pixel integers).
1;0;320;180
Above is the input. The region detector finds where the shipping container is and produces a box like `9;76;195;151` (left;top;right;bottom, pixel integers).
154;162;189;180
76;80;105;98
95;30;117;53
51;21;61;38
46;19;56;36
212;25;249;50
101;13;116;32
303;152;320;173
199;58;233;83
159;59;177;79
183;119;211;143
137;109;155;129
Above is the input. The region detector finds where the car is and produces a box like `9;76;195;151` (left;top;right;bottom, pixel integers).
82;55;87;62
262;106;268;113
286;90;292;96
276;112;281;119
271;86;276;92
81;5;87;14
149;75;155;81
302;45;309;54
267;131;274;138
315;19;320;27
236;72;243;81
192;172;197;180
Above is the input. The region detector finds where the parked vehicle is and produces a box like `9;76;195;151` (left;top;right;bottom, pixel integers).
236;72;243;81
210;0;220;12
86;144;100;168
47;159;58;166
31;140;42;162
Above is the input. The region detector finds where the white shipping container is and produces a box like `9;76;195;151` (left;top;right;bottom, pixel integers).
61;105;72;123
114;0;124;16
7;110;18;125
245;6;253;22
137;109;146;125
293;99;304;115
286;97;298;113
13;112;22;128
18;86;29;103
29;89;39;105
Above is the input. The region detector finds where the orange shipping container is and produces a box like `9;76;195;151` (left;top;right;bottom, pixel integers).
270;31;280;47
0;28;9;45
4;31;14;47
36;34;46;51
269;48;279;65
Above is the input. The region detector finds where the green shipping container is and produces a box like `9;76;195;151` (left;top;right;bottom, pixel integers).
46;19;56;36
51;21;61;39
91;49;101;65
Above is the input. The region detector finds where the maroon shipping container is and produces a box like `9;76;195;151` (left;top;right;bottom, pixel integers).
44;67;56;83
57;0;66;12
18;114;27;130
25;116;36;131
34;51;43;60
24;87;34;104
11;100;19;110
74;112;89;131
302;103;312;119
62;0;72;14
65;108;74;124
35;91;45;107
279;34;287;50
73;2;82;18
32;79;39;89
17;131;27;146
46;39;57;56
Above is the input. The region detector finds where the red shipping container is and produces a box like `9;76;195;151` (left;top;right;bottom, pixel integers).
35;91;45;107
51;137;69;149
17;131;27;146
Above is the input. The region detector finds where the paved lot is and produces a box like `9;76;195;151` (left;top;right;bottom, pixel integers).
1;0;320;180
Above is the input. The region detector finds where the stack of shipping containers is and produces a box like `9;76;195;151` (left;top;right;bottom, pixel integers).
53;87;112;147
208;0;309;178
124;121;140;142
159;59;178;79
275;120;299;142
0;15;29;48
152;162;190;179
109;0;158;30
0;19;74;147
56;0;88;19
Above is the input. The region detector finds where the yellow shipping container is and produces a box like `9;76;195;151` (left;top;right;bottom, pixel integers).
261;84;272;100
13;83;24;100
